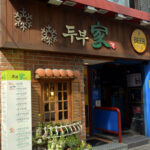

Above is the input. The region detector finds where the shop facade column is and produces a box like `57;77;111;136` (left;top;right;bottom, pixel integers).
143;61;150;137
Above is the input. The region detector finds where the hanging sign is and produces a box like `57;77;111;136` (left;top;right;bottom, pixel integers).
1;70;32;150
131;29;147;53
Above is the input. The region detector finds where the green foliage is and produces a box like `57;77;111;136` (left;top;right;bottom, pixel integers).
65;135;81;148
32;114;92;150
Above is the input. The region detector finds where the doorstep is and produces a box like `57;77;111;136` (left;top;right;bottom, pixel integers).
93;143;128;150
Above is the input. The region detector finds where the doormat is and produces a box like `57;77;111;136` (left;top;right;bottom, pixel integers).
86;139;107;147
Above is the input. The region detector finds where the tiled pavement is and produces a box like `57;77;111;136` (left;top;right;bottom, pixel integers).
129;143;150;150
93;143;150;150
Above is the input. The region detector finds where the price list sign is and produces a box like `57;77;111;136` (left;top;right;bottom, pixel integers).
1;70;32;150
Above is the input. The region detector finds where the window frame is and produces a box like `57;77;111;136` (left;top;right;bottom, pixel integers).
40;79;72;123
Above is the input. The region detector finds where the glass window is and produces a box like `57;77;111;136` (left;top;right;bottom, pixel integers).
42;81;70;122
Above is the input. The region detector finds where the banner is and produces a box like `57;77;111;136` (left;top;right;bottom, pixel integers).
1;70;32;150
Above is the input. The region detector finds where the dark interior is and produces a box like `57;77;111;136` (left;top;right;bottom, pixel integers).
97;62;144;134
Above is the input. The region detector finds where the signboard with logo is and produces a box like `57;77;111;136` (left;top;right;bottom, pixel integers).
1;0;150;60
1;70;32;150
131;29;147;53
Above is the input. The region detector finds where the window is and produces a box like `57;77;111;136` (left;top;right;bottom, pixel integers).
41;80;71;123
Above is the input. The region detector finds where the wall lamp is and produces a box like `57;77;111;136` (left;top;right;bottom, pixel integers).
97;9;108;14
115;13;127;20
63;1;77;6
48;0;63;6
140;20;150;26
84;6;97;14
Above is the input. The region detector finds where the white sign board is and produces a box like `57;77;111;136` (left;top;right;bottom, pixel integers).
1;71;32;150
95;100;101;107
127;73;142;87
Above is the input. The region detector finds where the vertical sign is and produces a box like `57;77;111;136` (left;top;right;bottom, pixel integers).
1;70;32;150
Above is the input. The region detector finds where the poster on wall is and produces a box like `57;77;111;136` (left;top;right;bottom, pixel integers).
1;70;32;150
127;73;142;87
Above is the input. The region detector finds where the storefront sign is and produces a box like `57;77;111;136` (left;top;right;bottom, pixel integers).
62;21;116;49
62;25;89;46
1;70;32;150
91;21;111;49
131;29;147;53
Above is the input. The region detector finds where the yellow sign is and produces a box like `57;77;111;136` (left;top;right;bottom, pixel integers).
1;70;31;81
131;29;147;53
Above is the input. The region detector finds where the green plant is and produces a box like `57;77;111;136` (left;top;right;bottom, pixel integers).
65;134;81;149
32;115;92;150
76;140;92;150
87;144;92;150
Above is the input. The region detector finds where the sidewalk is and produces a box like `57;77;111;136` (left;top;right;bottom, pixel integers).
129;143;150;150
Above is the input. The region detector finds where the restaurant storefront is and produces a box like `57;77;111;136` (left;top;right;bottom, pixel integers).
1;0;150;149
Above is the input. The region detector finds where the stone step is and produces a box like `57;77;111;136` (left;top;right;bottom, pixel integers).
122;135;150;149
129;143;150;150
95;133;117;141
93;143;128;150
95;133;150;149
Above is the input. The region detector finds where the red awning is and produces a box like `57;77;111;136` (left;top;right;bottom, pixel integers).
70;0;150;22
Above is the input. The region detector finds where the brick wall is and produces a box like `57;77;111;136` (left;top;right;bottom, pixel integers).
0;49;86;143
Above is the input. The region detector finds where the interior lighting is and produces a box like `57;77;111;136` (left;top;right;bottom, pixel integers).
50;91;54;96
84;62;89;65
48;0;63;6
50;88;55;96
84;6;97;14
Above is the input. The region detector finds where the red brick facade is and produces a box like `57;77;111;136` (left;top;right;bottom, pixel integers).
0;49;86;143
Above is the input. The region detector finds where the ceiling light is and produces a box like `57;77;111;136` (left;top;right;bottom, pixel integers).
84;62;89;65
115;13;127;20
83;59;114;65
97;9;108;14
48;0;63;6
140;20;150;26
63;1;76;6
84;6;97;14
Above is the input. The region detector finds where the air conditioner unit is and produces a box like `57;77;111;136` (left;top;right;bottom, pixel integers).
107;0;130;7
134;0;150;13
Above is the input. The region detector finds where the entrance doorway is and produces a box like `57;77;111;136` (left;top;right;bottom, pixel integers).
100;63;144;134
85;60;146;142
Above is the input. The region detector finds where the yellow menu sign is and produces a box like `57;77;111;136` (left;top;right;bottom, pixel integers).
1;70;31;81
131;29;147;53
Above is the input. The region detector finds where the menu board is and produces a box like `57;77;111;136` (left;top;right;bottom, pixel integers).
1;70;32;150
